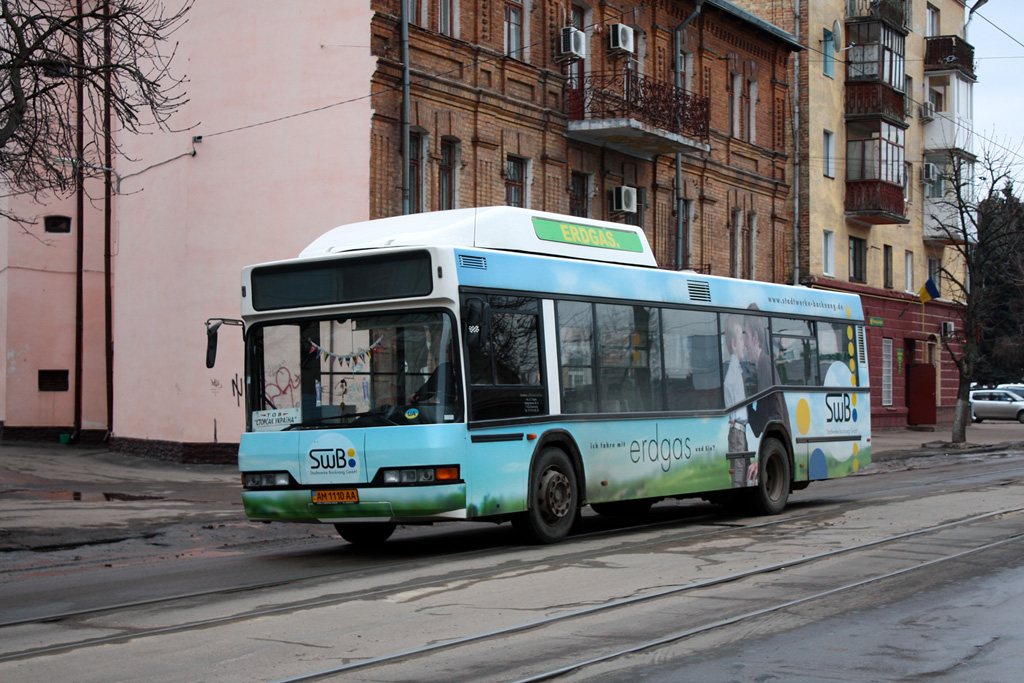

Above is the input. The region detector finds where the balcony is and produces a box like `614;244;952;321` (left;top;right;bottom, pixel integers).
845;0;905;27
845;81;907;124
845;180;909;225
564;70;710;159
925;35;975;80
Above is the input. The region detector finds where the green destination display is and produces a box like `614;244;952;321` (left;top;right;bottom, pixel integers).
533;217;644;252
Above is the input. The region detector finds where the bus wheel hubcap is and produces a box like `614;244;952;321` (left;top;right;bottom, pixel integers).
540;469;571;520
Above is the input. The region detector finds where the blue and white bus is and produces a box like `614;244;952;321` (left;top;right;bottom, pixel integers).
229;207;870;545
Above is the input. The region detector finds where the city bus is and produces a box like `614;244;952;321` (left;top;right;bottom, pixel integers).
224;206;870;545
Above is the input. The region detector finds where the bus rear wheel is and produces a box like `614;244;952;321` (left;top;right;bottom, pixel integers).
746;437;791;516
513;447;579;544
334;522;397;546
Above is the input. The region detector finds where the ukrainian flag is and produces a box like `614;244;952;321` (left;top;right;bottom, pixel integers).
918;277;939;303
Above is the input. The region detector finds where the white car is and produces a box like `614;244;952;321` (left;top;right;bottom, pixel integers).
970;389;1024;423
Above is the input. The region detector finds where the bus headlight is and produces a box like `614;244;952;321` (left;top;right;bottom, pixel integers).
380;466;458;485
242;472;291;488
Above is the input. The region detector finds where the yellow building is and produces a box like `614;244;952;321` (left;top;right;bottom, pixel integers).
733;0;973;428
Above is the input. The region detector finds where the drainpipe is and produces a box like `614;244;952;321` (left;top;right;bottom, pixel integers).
674;0;704;270
401;0;411;215
792;0;801;285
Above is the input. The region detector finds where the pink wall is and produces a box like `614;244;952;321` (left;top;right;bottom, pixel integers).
2;187;109;432
108;2;375;445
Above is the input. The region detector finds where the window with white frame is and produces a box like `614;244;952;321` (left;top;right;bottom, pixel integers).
823;230;835;276
847;121;904;184
926;3;939;37
504;0;524;58
823;129;835;178
882;338;893;406
847;22;905;91
928;256;942;293
823;28;835;78
905;250;914;292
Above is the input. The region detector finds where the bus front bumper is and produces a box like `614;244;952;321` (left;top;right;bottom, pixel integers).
241;483;467;523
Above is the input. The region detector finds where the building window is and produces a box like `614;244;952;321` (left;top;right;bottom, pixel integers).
928;256;942;293
747;79;758;145
884;244;893;289
849;236;867;283
569;171;588;217
438;0;453;36
905;250;914;293
847;121;904;184
438;138;457;211
924;159;945;198
678;48;694;93
730;208;742;277
882;338;893;406
823;130;835;178
44;215;71;233
38;369;70;392
846;22;905;91
678;199;693;270
823;28;835;78
504;1;523;57
746;213;757;279
904;161;913;203
731;72;743;139
823;230;835;277
904;75;914;117
505;156;526;207
926;3;939;37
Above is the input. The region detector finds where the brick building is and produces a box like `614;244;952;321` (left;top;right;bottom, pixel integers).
369;0;802;281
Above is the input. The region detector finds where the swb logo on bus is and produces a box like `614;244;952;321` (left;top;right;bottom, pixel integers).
305;433;360;481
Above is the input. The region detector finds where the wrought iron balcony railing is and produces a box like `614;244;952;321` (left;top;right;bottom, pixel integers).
564;70;710;141
925;35;975;80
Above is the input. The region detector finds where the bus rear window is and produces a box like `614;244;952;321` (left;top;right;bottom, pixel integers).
251;251;432;310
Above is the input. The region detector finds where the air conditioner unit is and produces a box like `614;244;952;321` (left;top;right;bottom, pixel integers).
920;162;939;184
919;101;935;120
941;321;955;337
612;186;638;213
558;27;586;61
608;23;634;54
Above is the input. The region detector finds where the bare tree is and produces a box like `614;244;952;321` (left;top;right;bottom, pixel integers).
926;145;1024;442
1;0;191;219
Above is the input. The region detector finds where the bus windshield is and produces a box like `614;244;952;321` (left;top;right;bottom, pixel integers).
247;310;461;430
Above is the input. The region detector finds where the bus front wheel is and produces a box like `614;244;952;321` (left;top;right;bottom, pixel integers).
513;447;579;544
334;522;397;546
746;437;791;516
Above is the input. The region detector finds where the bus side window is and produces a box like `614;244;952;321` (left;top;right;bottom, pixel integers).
464;297;491;384
557;300;595;413
662;308;721;411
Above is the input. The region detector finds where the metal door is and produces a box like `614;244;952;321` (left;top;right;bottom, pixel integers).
907;363;936;425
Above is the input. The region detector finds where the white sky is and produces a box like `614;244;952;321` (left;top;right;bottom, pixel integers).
965;0;1024;173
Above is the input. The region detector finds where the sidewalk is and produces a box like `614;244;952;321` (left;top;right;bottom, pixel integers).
2;422;1024;551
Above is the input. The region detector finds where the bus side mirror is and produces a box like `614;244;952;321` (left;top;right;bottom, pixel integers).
205;320;223;369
